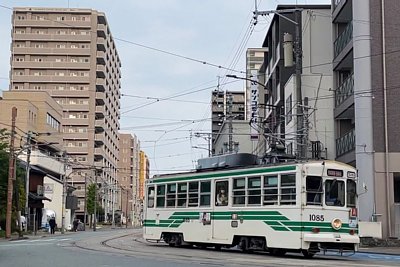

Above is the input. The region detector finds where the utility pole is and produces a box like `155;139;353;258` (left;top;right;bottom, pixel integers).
24;131;32;232
294;10;304;159
93;168;98;232
111;183;115;229
83;173;87;231
6;107;17;239
61;151;67;234
253;4;304;159
125;188;128;229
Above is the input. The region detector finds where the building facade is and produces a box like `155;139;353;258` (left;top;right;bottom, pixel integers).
0;90;73;230
10;7;121;219
332;0;400;238
117;133;140;225
211;90;245;154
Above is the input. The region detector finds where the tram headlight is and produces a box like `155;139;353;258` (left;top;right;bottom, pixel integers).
331;218;342;230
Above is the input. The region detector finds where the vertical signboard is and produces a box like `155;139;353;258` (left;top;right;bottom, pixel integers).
250;70;259;140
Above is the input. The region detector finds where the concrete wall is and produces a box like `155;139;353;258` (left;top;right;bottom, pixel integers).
213;120;254;155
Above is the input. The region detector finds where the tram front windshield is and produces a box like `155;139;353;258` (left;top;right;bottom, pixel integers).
325;180;345;207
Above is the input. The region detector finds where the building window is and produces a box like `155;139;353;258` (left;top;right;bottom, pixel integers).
394;173;400;203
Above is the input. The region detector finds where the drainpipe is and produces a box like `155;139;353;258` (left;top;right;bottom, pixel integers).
381;0;392;237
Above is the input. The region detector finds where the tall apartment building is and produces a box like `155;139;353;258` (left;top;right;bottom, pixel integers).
117;134;140;225
10;7;121;219
211;90;245;154
332;0;400;238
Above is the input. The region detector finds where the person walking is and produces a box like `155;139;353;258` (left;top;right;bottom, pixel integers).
49;217;56;235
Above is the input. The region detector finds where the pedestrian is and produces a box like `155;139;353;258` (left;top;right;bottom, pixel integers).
73;219;79;232
49;216;56;235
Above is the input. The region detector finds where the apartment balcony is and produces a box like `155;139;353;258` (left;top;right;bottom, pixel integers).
335;73;354;107
96;51;106;65
63;132;89;139
95;133;105;145
12;75;89;83
93;160;104;168
61;104;89;112
95;105;105;119
51;90;90;97
14;33;91;42
336;128;355;158
14;47;91;56
94;147;104;157
18;149;64;175
66;146;88;154
97;37;106;52
63;118;89;126
14;19;91;28
12;61;90;70
96;78;106;92
333;0;352;23
97;24;107;38
334;21;353;59
95;92;105;105
96;65;106;78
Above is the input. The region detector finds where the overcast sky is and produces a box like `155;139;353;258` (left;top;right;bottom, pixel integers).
0;0;329;176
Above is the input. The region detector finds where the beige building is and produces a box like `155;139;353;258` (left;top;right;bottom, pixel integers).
10;7;121;220
0;90;76;230
117;133;140;225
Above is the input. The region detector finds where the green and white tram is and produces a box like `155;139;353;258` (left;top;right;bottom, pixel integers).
143;155;359;258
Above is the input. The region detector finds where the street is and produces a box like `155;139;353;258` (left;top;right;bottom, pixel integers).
0;229;399;267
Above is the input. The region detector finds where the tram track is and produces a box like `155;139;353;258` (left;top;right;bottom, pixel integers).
69;233;390;267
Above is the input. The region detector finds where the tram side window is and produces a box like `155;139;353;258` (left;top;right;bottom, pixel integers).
306;176;323;205
216;181;228;206
166;184;176;207
200;181;211;206
280;174;296;205
347;180;357;207
325;180;345;207
147;186;155;208
177;183;187;207
263;175;278;205
248;176;261;205
188;181;199;207
233;178;245;205
156;185;166;208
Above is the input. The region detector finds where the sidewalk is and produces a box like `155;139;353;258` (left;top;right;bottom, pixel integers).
358;246;400;255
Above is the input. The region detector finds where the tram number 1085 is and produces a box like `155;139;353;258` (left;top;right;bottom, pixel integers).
309;214;325;221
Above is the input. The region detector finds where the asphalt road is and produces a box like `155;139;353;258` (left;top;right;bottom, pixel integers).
0;229;399;267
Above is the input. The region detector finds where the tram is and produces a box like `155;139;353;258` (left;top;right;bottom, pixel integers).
143;154;359;258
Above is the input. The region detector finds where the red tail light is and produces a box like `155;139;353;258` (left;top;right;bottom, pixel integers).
350;208;357;217
312;227;320;233
349;229;355;235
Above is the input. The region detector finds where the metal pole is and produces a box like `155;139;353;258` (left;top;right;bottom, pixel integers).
83;173;87;231
6;107;17;239
61;151;67;234
93;169;97;231
125;188;128;229
295;10;304;159
24;131;31;232
111;184;115;229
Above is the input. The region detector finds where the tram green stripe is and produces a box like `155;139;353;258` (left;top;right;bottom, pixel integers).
150;165;296;184
271;226;289;231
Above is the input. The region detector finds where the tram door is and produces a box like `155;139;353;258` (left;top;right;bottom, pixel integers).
212;180;229;240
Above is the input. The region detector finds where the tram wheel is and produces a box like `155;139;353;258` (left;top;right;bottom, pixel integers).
302;250;315;259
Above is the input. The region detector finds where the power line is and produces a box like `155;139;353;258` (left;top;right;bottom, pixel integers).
0;4;245;74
